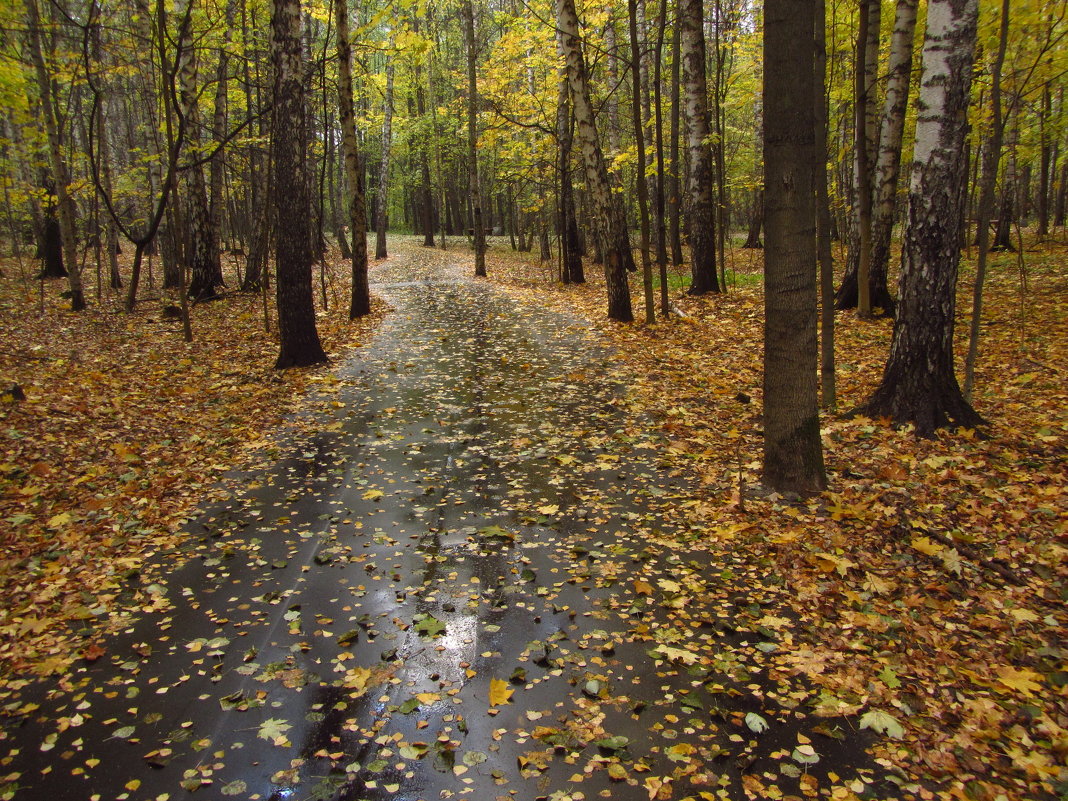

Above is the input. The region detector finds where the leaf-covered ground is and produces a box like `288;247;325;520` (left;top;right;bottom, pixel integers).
486;237;1067;801
0;258;386;675
0;236;1063;801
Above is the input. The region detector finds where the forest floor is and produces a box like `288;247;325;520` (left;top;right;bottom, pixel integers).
0;235;1064;801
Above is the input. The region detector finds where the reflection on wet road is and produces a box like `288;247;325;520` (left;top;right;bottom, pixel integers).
0;252;876;801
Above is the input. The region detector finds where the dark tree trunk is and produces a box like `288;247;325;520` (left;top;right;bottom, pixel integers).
38;209;67;278
763;0;826;494
668;20;684;266
742;188;763;248
271;0;326;368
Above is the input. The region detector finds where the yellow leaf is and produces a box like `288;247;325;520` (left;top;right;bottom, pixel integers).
911;536;944;556
633;580;654;596
415;692;440;705
48;512;73;528
362;489;384;501
488;678;513;707
995;666;1044;697
125;780;141;791
537;504;559;515
863;572;895;595
1008;608;1039;623
657;578;683;593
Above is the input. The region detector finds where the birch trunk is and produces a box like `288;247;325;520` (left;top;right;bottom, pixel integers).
860;0;983;434
680;0;719;294
556;0;632;321
868;0;919;317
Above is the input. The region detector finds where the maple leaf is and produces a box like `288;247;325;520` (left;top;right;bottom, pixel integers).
995;666;1044;697
257;718;292;745
910;536;944;556
488;678;513;706
859;709;905;739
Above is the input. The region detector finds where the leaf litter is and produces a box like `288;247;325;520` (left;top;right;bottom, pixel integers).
0;237;1062;801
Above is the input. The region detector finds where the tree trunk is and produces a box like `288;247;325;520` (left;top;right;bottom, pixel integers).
25;0;84;308
557;74;584;284
859;0;983;435
680;0;719;295
815;0;835;410
464;0;487;277
271;0;326;368
853;0;878;319
668;21;684;266
763;0;826;494
375;63;394;260
1036;81;1051;237
335;0;369;318
556;0;632;321
651;0;669;315
963;0;1009;399
743;188;763;248
177;0;222;302
628;0;654;323
867;0;918;318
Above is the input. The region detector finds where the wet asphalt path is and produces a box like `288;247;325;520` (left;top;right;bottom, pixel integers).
1;250;877;801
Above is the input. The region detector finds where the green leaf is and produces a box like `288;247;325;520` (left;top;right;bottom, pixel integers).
414;614;446;638
878;666;901;689
594;736;630;752
258;718;292;742
859;709;905;739
221;780;247;796
744;712;769;734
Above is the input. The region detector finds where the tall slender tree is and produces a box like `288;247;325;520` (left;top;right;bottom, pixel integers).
859;0;983;434
763;0;826;493
556;0;633;321
679;0;720;295
24;0;84;310
271;0;327;368
335;0;369;318
375;63;394;260
463;0;487;277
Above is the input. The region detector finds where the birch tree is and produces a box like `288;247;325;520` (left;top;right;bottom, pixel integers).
555;0;633;321
679;0;720;295
859;0;984;434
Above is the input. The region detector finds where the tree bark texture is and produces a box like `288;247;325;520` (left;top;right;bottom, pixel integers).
556;0;632;321
763;0;826;494
375;63;394;260
867;0;919;317
25;0;84;308
271;0;327;369
556;74;584;284
860;0;983;434
679;0;720;295
335;0;370;318
177;0;223;301
464;0;487;277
